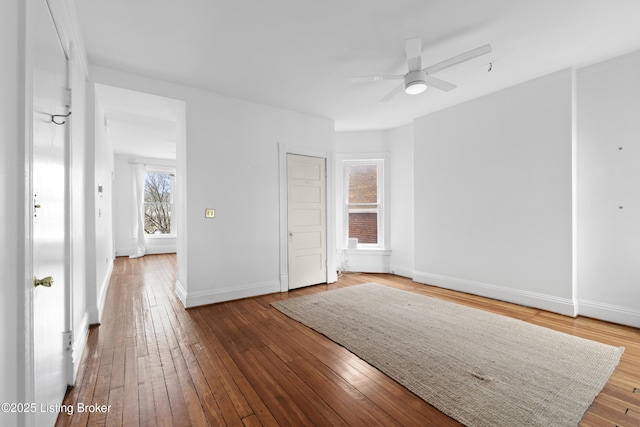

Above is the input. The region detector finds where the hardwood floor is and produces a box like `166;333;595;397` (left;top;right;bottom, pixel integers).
57;254;640;426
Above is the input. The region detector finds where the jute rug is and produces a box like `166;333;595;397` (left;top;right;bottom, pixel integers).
271;283;624;427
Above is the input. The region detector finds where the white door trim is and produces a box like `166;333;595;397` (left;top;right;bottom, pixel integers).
22;0;36;420
278;143;337;292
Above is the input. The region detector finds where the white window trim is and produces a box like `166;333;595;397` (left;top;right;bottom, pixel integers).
144;167;177;238
337;153;390;250
348;207;378;214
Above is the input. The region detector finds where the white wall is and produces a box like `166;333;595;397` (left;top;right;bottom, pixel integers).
89;66;334;307
0;1;23;423
114;154;177;256
88;95;115;322
413;69;575;315
183;93;334;305
388;124;414;278
577;50;640;327
336;130;390;153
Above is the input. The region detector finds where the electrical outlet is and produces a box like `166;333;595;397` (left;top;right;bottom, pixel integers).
205;208;215;218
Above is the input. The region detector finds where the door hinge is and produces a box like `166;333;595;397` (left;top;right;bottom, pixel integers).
63;331;73;351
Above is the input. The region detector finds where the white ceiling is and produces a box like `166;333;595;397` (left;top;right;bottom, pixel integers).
77;0;640;141
95;84;182;160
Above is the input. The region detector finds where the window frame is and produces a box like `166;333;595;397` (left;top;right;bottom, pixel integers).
143;167;176;238
339;154;389;250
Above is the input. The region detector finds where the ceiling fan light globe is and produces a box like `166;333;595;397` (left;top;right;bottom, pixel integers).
404;70;428;95
405;81;427;95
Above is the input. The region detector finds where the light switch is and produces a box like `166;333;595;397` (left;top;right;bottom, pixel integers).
205;208;215;218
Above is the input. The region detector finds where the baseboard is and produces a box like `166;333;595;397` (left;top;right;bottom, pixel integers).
327;269;338;284
115;245;135;257
389;264;413;279
279;274;289;292
97;259;114;322
69;313;89;385
343;264;390;274
87;306;99;325
89;259;114;324
413;271;577;317
116;245;176;257
337;249;391;274
181;280;281;308
175;279;187;307
145;246;177;255
578;299;640;328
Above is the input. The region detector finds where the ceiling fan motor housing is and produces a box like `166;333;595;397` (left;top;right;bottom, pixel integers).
405;70;428;94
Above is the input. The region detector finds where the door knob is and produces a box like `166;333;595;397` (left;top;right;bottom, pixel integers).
34;276;54;287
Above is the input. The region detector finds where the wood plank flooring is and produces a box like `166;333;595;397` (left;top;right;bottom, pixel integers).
56;254;640;426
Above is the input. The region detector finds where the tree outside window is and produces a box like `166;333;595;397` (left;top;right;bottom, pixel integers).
144;171;173;234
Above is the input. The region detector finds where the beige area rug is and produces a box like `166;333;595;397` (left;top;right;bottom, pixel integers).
271;283;624;427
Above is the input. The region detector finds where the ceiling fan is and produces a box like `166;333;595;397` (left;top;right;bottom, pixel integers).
351;38;492;101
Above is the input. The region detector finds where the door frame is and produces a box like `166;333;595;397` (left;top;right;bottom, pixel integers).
22;0;75;424
278;143;337;291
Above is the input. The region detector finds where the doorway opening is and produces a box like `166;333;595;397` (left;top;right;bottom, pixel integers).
94;84;185;262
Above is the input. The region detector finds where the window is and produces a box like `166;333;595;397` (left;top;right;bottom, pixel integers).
144;171;174;235
343;159;385;248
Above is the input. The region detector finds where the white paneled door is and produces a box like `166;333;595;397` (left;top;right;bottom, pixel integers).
32;1;70;425
287;154;327;289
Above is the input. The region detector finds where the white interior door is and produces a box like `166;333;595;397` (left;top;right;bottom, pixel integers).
287;154;327;289
32;1;70;424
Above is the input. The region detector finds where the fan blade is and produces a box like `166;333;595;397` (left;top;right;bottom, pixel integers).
424;75;457;92
425;44;492;75
350;75;404;83
381;83;404;102
405;38;422;71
